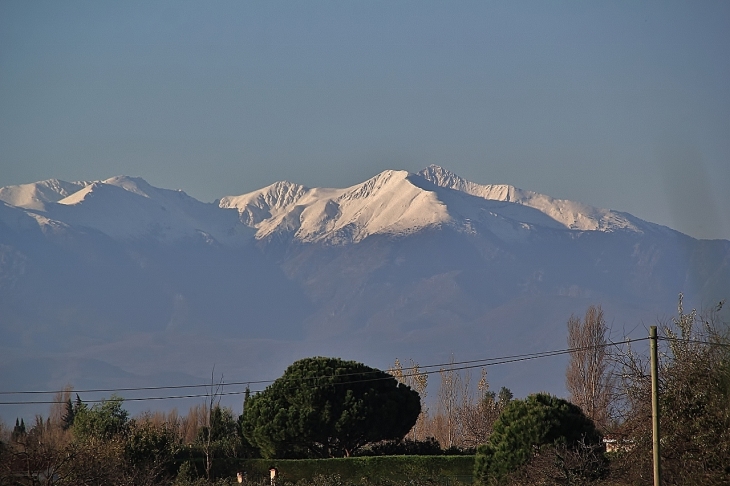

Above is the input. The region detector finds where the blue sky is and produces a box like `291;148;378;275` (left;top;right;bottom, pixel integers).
1;1;729;239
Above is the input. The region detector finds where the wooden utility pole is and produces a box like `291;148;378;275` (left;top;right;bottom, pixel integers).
650;326;661;486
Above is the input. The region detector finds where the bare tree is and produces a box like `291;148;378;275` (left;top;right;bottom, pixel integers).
436;357;461;449
388;358;429;441
407;360;429;441
459;368;497;448
201;367;224;482
49;385;73;430
390;356;512;450
566;305;613;430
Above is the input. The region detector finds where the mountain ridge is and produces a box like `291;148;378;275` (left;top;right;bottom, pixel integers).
0;166;689;245
416;165;650;234
218;166;677;245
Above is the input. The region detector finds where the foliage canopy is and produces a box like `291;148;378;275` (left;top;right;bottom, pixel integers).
240;357;421;458
72;394;129;440
474;393;602;485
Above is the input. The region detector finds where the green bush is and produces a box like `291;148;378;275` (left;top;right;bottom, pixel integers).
474;393;602;485
241;357;421;458
72;394;129;441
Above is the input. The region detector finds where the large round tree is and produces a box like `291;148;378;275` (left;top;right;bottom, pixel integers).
240;357;421;458
474;393;603;485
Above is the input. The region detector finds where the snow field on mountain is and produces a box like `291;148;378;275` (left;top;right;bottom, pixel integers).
0;179;91;211
0;165;670;246
417;165;643;233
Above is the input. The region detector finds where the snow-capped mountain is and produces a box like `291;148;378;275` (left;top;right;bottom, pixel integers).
220;170;452;244
0;166;668;246
416;165;649;233
219;166;661;245
0;178;92;211
1;175;251;244
0;166;727;422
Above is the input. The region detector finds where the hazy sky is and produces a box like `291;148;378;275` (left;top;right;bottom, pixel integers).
1;1;729;240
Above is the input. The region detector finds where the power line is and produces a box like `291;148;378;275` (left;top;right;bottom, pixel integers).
0;378;276;396
0;338;650;406
410;338;641;371
1;338;645;396
0;390;252;406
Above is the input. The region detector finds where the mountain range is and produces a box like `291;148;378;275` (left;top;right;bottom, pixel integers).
1;166;728;421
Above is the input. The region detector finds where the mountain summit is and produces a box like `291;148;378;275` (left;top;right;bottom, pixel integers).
221;170;450;244
219;165;657;245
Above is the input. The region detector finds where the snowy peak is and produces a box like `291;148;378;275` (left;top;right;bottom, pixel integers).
417;165;643;233
417;165;517;202
222;170;450;243
340;169;408;201
54;176;252;243
57;176;191;208
0;179;92;210
323;169;448;241
219;181;310;226
102;175;159;198
58;176;187;206
417;165;462;188
2;176;252;244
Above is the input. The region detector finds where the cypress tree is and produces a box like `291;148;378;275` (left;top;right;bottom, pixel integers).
61;397;75;430
12;418;26;441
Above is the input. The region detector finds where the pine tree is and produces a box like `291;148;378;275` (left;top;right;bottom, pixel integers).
474;393;603;485
74;393;83;411
242;357;421;458
61;397;75;430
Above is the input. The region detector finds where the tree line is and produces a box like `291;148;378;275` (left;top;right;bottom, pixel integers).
1;295;728;485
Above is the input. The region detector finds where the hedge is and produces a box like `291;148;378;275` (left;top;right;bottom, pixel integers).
233;456;475;484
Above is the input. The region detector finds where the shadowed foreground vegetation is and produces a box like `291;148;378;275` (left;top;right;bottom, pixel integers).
2;298;728;485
